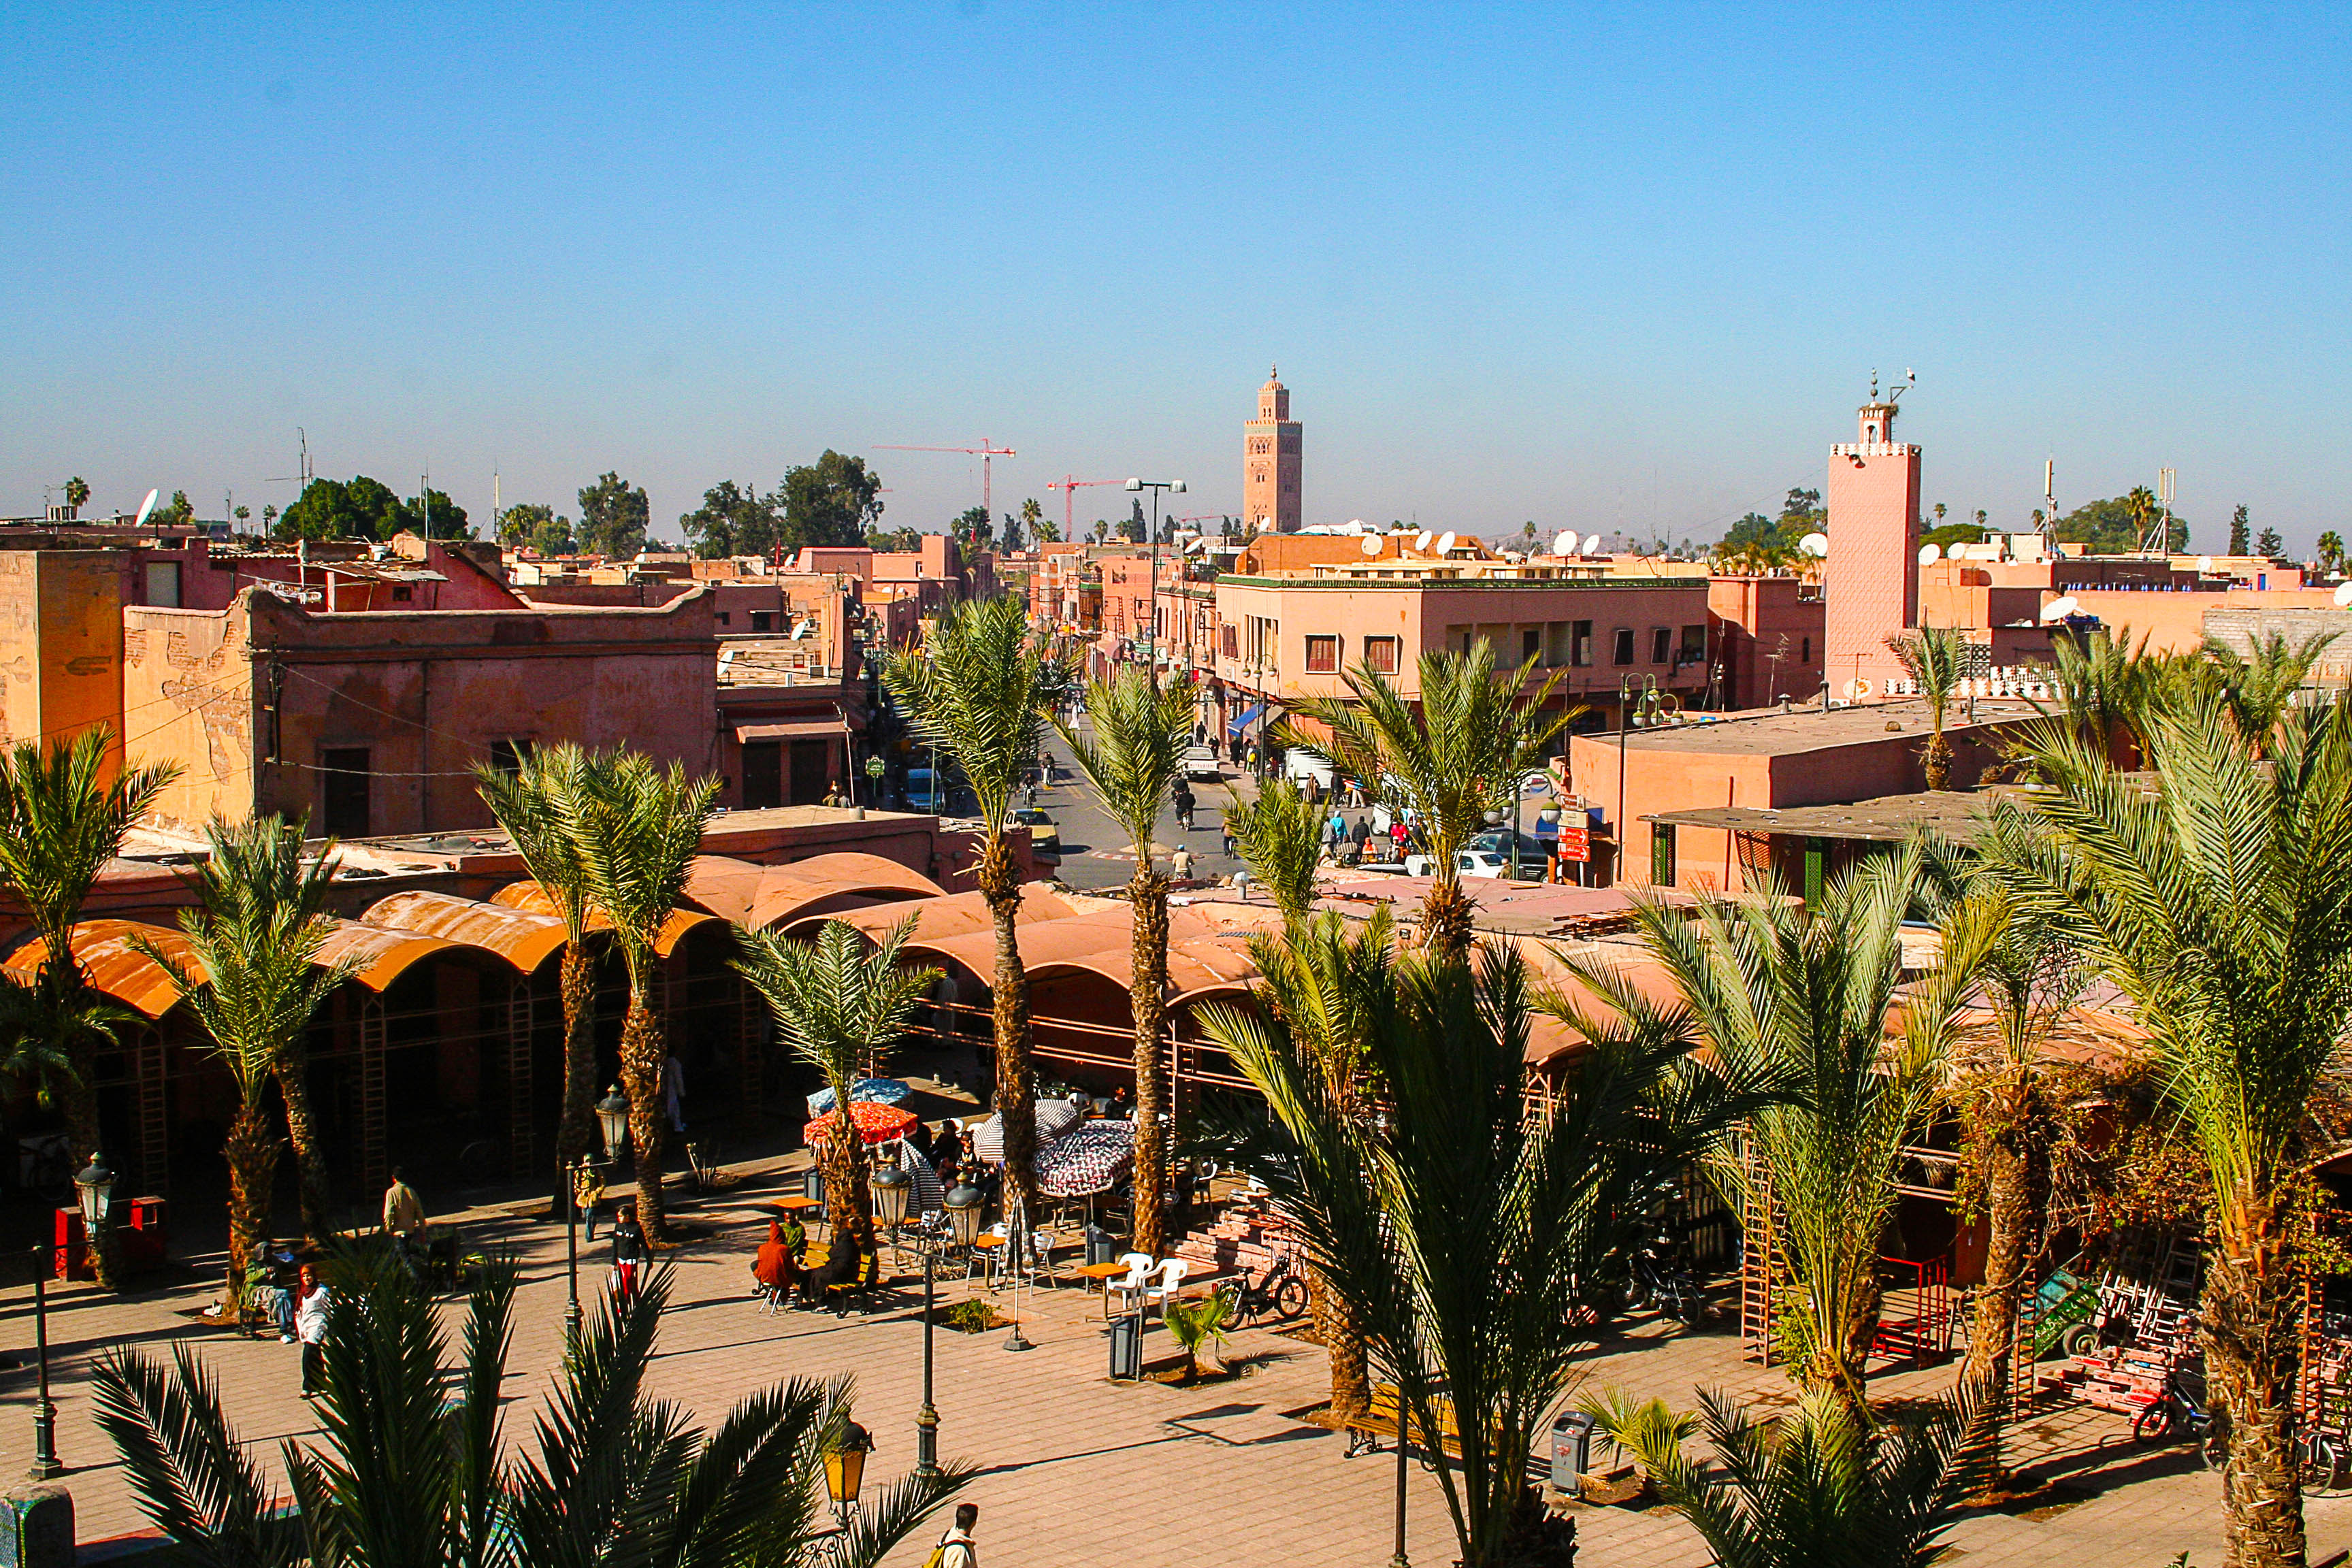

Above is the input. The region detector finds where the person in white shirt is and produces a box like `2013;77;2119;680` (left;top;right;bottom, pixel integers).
294;1265;330;1399
934;1503;980;1568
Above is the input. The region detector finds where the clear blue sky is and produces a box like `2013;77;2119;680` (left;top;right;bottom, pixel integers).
5;2;2346;552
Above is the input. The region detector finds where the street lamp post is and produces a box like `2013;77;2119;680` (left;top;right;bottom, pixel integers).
1124;478;1187;683
564;1154;591;1351
28;1256;60;1481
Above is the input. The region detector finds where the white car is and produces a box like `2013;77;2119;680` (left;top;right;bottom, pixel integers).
1182;745;1223;782
1402;849;1512;880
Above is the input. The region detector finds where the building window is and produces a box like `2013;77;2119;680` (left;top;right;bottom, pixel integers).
1651;627;1671;664
1365;635;1401;674
1680;625;1708;664
489;739;528;778
321;749;370;838
1571;620;1592;667
717;611;732;625
1522;627;1541;665
1613;628;1635;666
1801;636;1811;663
1221;624;1239;659
391;585;413;602
751;611;775;633
1305;635;1340;673
144;561;182;608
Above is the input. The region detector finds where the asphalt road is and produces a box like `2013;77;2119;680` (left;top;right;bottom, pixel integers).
1030;723;1255;889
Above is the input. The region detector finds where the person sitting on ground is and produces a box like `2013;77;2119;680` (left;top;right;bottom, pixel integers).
751;1220;798;1300
610;1203;650;1301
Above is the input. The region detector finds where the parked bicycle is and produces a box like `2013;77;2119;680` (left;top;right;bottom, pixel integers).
1629;1230;1707;1326
2131;1359;2226;1471
1217;1250;1310;1326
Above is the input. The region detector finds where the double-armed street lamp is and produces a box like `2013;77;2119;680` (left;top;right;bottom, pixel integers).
29;1151;118;1480
876;1173;987;1480
1125;478;1186;679
565;1088;634;1349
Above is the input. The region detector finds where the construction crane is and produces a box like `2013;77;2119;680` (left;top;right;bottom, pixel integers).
1044;475;1125;536
875;440;1017;520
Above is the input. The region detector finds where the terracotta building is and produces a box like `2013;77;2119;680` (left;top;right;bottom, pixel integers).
1823;378;1923;697
1244;367;1303;535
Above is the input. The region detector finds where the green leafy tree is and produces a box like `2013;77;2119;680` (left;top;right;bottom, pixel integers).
1630;1388;1996;1568
779;452;885;552
0;728;180;1288
2200;630;2340;755
496;502;575;555
475;744;604;1193
577;472;651;559
278;476;406;542
131;816;359;1292
2057;494;2188;554
1714;512;1798;574
2256;525;2285;559
260;504;277;532
864;526;923;553
1994;689;2352;1567
1920;521;1987;556
63;476;91;511
2231;503;2253;556
157;489;197;528
572;750;719;1238
680;479;779;559
1053;665;1193;1254
1883;624;1972;788
1599;849;1987;1429
1034;518;1061;544
736;917;940;1258
1280;639;1579;956
397;487;468;540
1197;939;1748;1567
2317;532;2345;576
952;505;992;549
232;505;250;533
884;595;1058;1226
1780;487;1826;531
93;1256;966;1568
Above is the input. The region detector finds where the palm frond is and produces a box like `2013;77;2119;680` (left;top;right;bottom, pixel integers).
90;1343;297;1568
883;594;1058;834
1051;664;1191;861
1223;779;1326;921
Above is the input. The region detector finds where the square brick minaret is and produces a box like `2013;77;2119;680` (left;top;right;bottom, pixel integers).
1244;367;1302;534
1823;377;1923;697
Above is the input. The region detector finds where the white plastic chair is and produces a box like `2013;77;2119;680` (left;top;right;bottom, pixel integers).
1105;1252;1154;1318
1144;1258;1191;1320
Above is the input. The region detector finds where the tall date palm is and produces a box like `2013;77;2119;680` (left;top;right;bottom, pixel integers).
572;750;718;1240
736;916;940;1258
1993;689;2352;1568
0;725;179;1286
1053;664;1193;1254
885;594;1058;1224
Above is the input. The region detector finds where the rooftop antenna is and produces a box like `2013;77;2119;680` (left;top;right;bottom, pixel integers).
2044;457;2057;544
1887;367;1916;404
268;427;312;494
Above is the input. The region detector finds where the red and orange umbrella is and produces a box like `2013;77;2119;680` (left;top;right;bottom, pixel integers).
806;1100;919;1147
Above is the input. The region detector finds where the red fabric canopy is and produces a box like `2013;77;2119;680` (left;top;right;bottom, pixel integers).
806;1101;919;1147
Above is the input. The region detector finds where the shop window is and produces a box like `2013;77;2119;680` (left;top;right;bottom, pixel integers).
1680;625;1708;663
1571;620;1592;667
1614;628;1635;666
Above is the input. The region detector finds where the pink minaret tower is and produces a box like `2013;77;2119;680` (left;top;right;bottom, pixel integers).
1244;367;1303;534
1823;372;1923;698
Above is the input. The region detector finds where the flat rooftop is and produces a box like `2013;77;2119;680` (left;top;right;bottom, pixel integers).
1644;787;2027;844
1604;697;2046;757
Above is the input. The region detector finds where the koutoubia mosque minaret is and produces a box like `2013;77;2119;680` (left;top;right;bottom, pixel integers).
1244;366;1303;534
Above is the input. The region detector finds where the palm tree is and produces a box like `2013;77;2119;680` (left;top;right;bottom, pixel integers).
0;726;180;1286
885;594;1058;1224
1222;777;1326;922
1993;689;2352;1568
1628;1386;1997;1568
1053;664;1192;1254
1280;639;1579;956
2027;623;2166;768
131;816;360;1306
63;476;91;512
476;742;603;1193
1916;842;2098;1456
1196;940;1748;1567
1596;849;1988;1429
2317;531;2345;577
735;916;940;1258
92;1253;966;1568
1883;625;1970;789
572;750;718;1240
2200;630;2339;755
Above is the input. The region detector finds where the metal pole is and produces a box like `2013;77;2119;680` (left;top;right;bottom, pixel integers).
916;1245;941;1475
564;1159;583;1352
1146;491;1160;681
29;1262;61;1480
1388;1394;1410;1567
1616;675;1630;887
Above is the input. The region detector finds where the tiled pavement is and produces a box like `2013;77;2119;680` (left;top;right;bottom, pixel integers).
5;1169;2347;1567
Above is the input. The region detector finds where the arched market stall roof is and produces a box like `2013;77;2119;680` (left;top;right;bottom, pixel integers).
681;852;944;931
903;906;1224;988
312;921;467;990
359;891;572;974
4;919;203;1019
487;882;722;957
791;885;1079;944
1025;930;1262;1006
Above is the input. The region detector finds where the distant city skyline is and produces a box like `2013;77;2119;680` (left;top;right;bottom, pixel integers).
5;3;2345;553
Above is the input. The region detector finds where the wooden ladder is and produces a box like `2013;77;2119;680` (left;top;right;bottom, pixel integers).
1735;1126;1786;1365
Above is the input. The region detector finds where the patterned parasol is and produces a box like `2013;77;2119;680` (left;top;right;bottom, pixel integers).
806;1100;919;1147
1036;1118;1135;1198
806;1077;913;1115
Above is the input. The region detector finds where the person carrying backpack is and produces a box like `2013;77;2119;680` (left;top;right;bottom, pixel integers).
926;1502;981;1567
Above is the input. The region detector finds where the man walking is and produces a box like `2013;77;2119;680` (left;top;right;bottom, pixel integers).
933;1503;981;1568
383;1166;428;1282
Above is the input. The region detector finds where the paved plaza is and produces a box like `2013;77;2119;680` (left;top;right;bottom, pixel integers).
5;1147;2348;1568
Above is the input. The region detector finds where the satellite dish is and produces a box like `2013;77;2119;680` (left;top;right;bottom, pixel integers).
1916;544;1940;567
1799;532;1829;558
2333;582;2352;609
2041;595;2081;622
1435;531;1456;555
134;488;159;528
1846;678;1874;699
1359;534;1382;556
1414;531;1433;553
1944;543;1966;560
1552;530;1578;556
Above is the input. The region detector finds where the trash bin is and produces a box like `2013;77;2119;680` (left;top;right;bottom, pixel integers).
1550;1410;1597;1492
1085;1225;1117;1267
802;1168;826;1208
1108;1310;1144;1381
